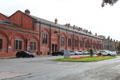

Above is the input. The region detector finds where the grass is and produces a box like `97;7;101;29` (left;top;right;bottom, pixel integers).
56;56;116;62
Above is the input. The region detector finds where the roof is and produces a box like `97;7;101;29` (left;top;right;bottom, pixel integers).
30;15;101;39
29;15;101;39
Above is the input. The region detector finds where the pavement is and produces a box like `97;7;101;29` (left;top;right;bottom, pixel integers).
0;56;120;80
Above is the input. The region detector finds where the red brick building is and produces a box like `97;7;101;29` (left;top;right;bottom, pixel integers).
0;10;102;57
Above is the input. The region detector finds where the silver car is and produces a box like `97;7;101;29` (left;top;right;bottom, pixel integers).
97;50;117;56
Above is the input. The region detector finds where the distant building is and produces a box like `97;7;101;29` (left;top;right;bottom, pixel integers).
98;35;118;51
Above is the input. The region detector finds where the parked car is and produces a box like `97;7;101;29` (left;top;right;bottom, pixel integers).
110;51;117;56
16;51;35;58
52;50;70;56
70;51;76;55
97;50;117;56
74;51;83;55
82;51;89;55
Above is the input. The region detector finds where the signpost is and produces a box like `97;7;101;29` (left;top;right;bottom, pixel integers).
64;50;71;59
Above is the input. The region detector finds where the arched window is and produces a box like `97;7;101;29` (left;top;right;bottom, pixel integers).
89;40;91;48
74;39;78;47
68;38;71;47
80;40;83;48
43;33;47;44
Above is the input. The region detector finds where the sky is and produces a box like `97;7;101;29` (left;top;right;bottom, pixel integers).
0;0;120;41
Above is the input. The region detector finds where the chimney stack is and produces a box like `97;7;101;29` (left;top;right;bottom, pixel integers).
73;25;75;29
55;18;58;24
78;27;81;31
25;9;30;15
95;33;97;36
67;23;70;27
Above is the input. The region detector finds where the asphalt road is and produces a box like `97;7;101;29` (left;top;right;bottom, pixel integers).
0;56;120;80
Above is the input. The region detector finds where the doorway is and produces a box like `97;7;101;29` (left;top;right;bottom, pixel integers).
52;44;57;53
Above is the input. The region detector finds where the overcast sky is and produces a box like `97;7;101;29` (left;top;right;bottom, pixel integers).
0;0;120;40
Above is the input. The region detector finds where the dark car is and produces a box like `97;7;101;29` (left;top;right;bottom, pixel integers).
16;51;35;58
52;50;70;56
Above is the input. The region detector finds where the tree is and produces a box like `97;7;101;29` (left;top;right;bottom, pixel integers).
101;0;118;7
117;42;120;51
88;48;94;57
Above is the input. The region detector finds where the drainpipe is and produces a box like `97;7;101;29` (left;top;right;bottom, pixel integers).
49;24;52;55
59;26;60;50
73;29;74;51
38;21;41;55
66;27;67;50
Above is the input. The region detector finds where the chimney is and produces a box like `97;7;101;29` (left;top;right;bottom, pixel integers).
89;31;92;34
25;9;30;15
55;18;58;24
95;33;97;36
73;25;75;29
78;27;81;31
67;23;70;27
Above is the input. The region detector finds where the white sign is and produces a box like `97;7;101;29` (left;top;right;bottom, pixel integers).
8;46;12;50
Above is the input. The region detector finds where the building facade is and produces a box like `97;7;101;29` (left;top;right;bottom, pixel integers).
98;35;118;51
0;10;102;57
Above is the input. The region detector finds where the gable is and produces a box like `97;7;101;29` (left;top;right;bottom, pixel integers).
9;10;34;30
0;13;8;21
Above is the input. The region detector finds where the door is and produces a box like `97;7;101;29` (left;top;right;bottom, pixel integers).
52;44;58;53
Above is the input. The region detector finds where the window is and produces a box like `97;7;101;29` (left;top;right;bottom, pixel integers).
30;41;36;50
80;40;83;48
89;41;91;48
0;39;2;49
85;40;87;48
93;42;96;48
68;38;71;47
75;39;78;47
15;40;22;50
43;33;47;44
61;37;64;46
96;43;99;49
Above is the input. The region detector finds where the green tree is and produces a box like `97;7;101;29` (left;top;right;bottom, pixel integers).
88;48;94;57
101;0;118;7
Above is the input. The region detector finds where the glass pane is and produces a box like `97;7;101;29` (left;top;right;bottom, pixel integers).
15;40;18;49
19;41;22;49
0;39;2;49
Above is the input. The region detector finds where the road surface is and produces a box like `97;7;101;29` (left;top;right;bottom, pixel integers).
0;56;120;80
